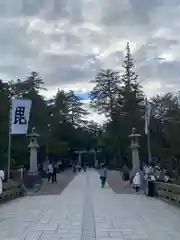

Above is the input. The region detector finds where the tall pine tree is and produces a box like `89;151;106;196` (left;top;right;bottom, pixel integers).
90;68;120;119
66;91;88;127
117;42;144;129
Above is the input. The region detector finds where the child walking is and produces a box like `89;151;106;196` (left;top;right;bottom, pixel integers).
133;172;141;193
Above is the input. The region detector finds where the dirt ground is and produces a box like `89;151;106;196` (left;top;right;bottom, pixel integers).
107;170;135;194
35;170;76;195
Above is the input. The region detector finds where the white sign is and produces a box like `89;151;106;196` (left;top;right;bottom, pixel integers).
11;99;32;134
145;98;151;135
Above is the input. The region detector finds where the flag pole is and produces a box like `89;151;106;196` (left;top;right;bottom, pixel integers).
145;98;152;164
7;131;11;179
147;127;151;163
7;103;12;179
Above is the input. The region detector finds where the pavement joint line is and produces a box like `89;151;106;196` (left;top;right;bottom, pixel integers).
1;170;180;239
23;205;49;239
81;172;96;240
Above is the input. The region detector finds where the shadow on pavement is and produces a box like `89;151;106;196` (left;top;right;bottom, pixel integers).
107;170;136;194
31;170;76;196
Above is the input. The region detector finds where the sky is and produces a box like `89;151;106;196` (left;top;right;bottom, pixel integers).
1;0;180;123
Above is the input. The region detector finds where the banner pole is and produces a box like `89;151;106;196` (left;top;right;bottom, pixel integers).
147;127;152;163
7;103;12;179
7;131;11;179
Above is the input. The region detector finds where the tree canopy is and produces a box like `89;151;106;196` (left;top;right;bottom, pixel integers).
1;42;180;176
90;42;180;172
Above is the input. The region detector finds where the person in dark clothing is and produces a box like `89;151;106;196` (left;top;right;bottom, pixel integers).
122;165;129;181
147;174;156;197
99;163;107;188
72;162;76;173
52;164;57;183
83;162;87;172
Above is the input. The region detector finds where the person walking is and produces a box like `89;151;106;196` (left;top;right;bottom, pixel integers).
72;162;76;173
47;163;53;183
0;170;4;194
83;162;87;172
147;174;156;197
77;162;81;172
133;172;141;193
99;163;107;188
52;163;57;183
122;165;129;181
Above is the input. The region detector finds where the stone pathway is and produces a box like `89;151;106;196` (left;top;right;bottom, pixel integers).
0;170;180;239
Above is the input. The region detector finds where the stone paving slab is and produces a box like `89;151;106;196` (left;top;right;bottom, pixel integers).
89;171;180;240
0;174;85;240
1;170;180;239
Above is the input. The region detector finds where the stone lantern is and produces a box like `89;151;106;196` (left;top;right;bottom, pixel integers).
129;127;141;177
27;127;40;173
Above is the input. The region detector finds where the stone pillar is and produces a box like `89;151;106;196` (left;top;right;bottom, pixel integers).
24;127;40;189
129;127;141;177
28;127;40;172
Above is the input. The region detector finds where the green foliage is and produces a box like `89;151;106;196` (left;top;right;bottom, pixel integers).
90;68;120;118
89;42;180;171
0;72;97;169
1;42;180;174
66;90;88;127
0;80;10;168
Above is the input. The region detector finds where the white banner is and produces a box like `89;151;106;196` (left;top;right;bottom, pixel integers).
145;98;151;135
11;99;32;134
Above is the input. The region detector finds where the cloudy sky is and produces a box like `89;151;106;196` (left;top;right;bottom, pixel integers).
1;0;180;122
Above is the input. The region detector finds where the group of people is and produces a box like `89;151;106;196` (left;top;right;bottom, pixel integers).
47;163;57;183
132;170;156;196
72;161;87;173
122;164;156;196
72;160;108;188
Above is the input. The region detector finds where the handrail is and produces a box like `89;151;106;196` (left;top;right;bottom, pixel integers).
0;180;24;202
155;182;180;204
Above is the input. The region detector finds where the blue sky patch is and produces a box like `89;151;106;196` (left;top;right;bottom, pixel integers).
75;91;90;100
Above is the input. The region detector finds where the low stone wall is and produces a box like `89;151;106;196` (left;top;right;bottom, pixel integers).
11;169;42;189
155;182;180;204
0;179;24;203
10;170;24;182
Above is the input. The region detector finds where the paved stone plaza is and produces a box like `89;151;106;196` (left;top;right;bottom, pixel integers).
0;170;180;239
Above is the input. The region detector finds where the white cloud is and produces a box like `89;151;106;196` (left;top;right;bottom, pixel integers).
0;0;180;122
82;100;106;124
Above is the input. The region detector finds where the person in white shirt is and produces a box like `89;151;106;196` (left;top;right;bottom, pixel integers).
133;172;141;193
0;170;4;194
47;163;53;183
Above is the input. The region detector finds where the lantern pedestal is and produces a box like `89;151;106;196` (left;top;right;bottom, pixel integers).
129;127;141;179
24;127;41;189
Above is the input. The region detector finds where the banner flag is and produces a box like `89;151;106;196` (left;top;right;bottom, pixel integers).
11;99;32;134
145;98;151;135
